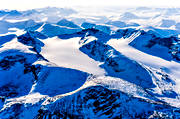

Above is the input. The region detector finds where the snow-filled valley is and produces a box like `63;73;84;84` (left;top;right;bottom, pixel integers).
41;37;105;75
0;7;180;118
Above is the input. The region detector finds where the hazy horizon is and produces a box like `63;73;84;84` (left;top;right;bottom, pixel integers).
0;0;180;10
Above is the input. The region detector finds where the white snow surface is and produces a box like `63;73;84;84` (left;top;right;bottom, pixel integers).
41;37;106;75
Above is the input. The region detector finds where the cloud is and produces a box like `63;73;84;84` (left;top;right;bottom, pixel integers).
0;0;180;10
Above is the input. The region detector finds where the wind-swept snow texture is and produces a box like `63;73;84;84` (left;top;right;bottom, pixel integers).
0;7;180;119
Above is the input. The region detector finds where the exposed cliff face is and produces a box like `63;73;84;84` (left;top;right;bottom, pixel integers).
1;86;179;119
37;86;179;119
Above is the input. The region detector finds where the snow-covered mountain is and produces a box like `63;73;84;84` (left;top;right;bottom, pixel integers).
0;7;180;119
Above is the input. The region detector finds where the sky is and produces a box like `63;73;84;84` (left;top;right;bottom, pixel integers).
0;0;180;10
